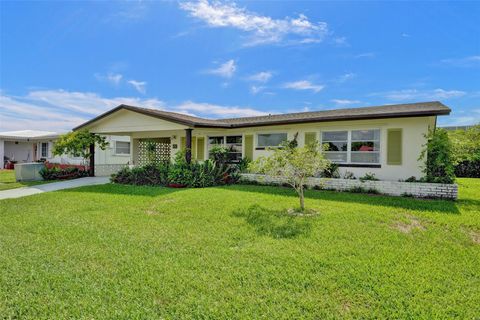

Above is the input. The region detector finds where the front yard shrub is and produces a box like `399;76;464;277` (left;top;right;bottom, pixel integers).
359;172;379;182
249;137;329;212
454;160;480;178
343;171;356;179
404;176;418;183
111;163;170;186
321;162;340;178
39;166;88;180
419;128;455;184
111;152;239;188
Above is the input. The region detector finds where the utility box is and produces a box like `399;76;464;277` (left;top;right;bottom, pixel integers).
14;162;45;181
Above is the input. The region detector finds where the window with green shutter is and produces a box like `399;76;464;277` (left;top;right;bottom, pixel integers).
197;137;205;160
244;135;253;160
387;129;402;165
304;132;317;146
180;137;186;150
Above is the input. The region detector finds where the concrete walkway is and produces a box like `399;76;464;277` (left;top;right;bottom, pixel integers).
0;177;110;200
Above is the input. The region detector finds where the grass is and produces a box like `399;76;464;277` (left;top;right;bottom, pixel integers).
0;169;51;191
0;178;479;319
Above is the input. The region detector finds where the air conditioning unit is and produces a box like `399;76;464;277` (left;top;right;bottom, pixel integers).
14;162;45;181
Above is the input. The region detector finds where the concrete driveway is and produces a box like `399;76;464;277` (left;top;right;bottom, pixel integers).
0;177;110;200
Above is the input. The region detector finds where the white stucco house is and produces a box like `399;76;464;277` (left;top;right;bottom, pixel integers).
73;101;451;181
0;130;131;170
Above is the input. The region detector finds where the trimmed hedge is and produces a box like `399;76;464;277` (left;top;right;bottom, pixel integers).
454;160;480;178
39;167;88;180
111;160;239;188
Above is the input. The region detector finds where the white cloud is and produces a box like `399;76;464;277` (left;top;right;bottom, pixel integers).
331;99;361;106
176;100;269;118
95;73;123;85
0;90;164;131
250;86;265;95
247;71;272;83
333;36;348;46
283;80;324;93
377;88;466;101
354;52;375;59
180;0;329;46
127;80;147;94
0;89;274;131
440;55;480;67
336;72;356;83
206;59;237;78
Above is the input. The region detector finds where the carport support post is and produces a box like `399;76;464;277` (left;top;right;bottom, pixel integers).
185;128;193;164
89;142;95;177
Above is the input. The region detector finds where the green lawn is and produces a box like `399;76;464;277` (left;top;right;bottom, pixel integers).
0;169;50;191
0;179;479;319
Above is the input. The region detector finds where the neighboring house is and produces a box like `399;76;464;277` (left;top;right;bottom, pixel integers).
73;101;451;180
0;130;131;170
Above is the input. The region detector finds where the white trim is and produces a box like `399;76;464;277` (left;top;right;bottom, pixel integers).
207;135;243;161
113;140;131;156
320;128;381;165
256;132;288;148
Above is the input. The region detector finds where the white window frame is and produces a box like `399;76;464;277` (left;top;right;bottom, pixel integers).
256;132;288;149
320;130;349;163
114;140;131;156
41;142;49;158
320;128;381;165
207;135;243;162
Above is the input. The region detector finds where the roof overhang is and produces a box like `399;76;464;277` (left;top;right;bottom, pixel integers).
73;101;451;131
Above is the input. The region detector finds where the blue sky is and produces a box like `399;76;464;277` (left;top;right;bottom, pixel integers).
1;0;479;132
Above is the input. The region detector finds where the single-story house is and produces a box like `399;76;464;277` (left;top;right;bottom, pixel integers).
0;130;131;171
73;101;451;181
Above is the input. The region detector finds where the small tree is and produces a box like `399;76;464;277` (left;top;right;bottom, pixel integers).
53;129;109;170
419;128;455;184
249;136;329;212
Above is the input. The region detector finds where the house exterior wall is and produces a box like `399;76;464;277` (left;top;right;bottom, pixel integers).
188;116;436;181
87;109;188;134
4;141;34;163
93;135;132;176
87;112;436;181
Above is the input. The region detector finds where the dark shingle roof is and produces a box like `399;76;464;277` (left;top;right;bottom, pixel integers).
74;101;450;130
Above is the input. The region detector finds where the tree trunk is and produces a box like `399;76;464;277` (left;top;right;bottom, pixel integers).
298;185;305;211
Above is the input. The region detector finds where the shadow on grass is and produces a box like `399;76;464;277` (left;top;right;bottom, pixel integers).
232;204;313;239
60;183;184;197
226;184;461;214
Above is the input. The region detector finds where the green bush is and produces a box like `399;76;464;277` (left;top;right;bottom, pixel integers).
448;124;479;178
454;160;480;178
343;171;356;180
419;128;455;184
359;172;379;182
321;162;340;178
111;154;239;188
40;167;88;180
111;163;169;186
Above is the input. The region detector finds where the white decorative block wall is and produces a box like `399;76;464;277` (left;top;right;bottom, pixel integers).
95;164;128;177
240;174;458;200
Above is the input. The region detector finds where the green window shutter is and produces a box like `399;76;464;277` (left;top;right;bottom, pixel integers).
244;135;254;160
180;137;186;150
387;129;402;165
304;132;317;146
191;137;197;160
197;137;205;160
